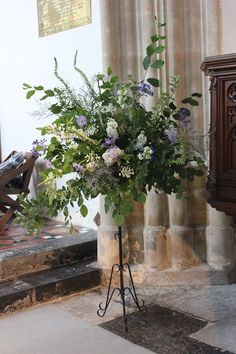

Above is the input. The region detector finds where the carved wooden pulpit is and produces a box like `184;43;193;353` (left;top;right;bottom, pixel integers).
201;54;236;222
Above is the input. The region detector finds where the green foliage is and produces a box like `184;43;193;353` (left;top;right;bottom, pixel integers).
18;20;204;234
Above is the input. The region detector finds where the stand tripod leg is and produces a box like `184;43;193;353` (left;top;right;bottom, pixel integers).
97;263;120;317
97;225;147;332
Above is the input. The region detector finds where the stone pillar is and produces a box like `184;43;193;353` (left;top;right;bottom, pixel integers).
99;0;228;282
97;196;129;270
167;189;197;269
143;189;169;268
206;206;235;270
188;173;207;263
125;202;144;264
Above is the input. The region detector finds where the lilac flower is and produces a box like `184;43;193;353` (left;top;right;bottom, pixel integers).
45;160;53;168
103;138;114;148
173;108;190;121
32;138;47;149
32;138;47;156
73;163;84;172
76;115;87;127
166;129;178;143
102;146;124;166
137;82;154;96
31;150;39;158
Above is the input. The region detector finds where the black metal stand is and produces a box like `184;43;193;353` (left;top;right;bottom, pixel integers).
97;225;147;332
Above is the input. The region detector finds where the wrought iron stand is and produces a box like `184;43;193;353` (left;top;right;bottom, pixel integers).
97;225;147;332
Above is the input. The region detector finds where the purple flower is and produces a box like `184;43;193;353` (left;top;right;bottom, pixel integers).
166;129;178;143
32;138;47;156
73;163;84;172
32;138;47;149
137;82;154;96
173;108;190;121
45;160;53;168
76;115;87;127
31;150;39;158
103;138;114;148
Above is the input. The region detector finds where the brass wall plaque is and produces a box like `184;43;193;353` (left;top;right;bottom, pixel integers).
37;0;92;37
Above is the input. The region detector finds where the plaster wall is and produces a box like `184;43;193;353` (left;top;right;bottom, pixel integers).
0;0;102;228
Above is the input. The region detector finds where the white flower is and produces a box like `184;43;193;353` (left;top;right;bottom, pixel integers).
69;142;79;150
119;166;135;178
85;126;97;136
138;153;144;160
102;146;124;166
100;103;115;114
138;146;153;160
106;126;118;139
107;118;118;129
143;146;152;159
106;118;118;139
136;131;147;150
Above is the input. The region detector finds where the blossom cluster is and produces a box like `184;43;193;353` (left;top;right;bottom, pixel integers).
18;22;204;233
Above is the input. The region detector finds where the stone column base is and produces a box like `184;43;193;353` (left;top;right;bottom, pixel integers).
100;263;236;287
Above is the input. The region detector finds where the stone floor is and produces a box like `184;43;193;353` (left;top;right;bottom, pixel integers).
0;283;235;353
56;284;236;353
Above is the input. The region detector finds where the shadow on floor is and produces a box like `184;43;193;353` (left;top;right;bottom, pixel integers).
101;304;233;354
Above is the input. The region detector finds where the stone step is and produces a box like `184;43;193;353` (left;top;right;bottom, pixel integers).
0;260;101;314
0;228;97;282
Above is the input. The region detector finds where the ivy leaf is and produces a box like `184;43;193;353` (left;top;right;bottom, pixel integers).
182;97;190;104
151;34;158;43
151;59;164;69
80;204;88;217
146;44;155;57
163;109;170;117
104;196;112;213
143;56;150;70
136;193;146;203
113;213;124;225
147;78;160;87
107;66;112;76
189;98;199;106
50;104;61;114
169;102;176;110
154;45;165;54
181;97;199;105
26;90;35;99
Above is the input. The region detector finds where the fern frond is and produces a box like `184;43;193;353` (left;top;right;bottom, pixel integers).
73;51;97;100
54;57;79;107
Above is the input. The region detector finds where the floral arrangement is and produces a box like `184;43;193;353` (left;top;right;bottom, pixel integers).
17;21;204;233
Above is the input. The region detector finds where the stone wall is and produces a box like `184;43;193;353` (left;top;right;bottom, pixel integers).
98;0;236;285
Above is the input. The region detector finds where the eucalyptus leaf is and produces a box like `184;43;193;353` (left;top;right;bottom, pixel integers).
191;92;202;98
151;59;164;69
26;90;35;99
146;44;155;57
45;90;55;97
143;56;150;70
34;86;44;91
154;45;165;54
80;204;88;217
147;78;160;87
